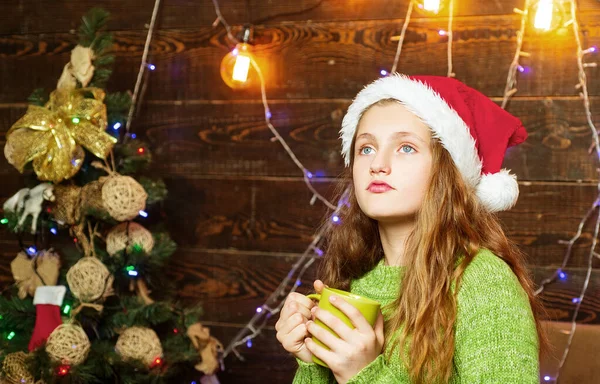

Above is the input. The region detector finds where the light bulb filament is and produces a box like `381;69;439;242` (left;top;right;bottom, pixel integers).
423;0;441;13
232;54;251;82
534;0;554;31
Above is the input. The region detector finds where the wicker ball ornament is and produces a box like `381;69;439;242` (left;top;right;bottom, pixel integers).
2;351;34;384
66;257;112;302
106;222;154;256
102;176;147;221
45;324;91;366
115;327;163;367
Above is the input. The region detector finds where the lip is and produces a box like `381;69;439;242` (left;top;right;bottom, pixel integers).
367;181;394;193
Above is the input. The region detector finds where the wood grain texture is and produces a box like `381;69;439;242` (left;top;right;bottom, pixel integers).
2;14;600;103
2;0;600;35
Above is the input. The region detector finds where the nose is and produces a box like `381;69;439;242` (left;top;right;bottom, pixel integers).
369;152;391;175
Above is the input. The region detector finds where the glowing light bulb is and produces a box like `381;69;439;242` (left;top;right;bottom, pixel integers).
423;0;441;13
534;0;554;30
531;0;564;32
220;43;255;89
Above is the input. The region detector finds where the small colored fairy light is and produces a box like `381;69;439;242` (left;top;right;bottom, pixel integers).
0;218;8;225
247;339;253;348
256;307;263;313
572;298;580;303
558;270;567;280
128;270;139;277
26;246;37;256
72;117;80;124
295;280;301;286
139;210;148;218
380;69;388;76
7;331;15;340
63;304;71;315
148;64;156;70
50;227;58;235
113;122;122;130
543;376;551;381
173;328;179;334
307;171;313;179
438;30;447;36
332;215;340;223
131;133;137;139
266;111;272;119
314;248;324;256
57;365;70;376
151;357;163;368
138;147;145;154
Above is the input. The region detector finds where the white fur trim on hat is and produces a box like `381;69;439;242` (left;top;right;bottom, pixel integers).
476;169;520;212
340;74;482;189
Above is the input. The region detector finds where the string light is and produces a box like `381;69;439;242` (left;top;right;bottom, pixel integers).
0;218;8;225
50;227;58;235
62;304;71;315
213;0;454;360
137;147;145;154
125;0;161;135
331;215;340;224
113;122;122;130
532;0;564;32
6;331;15;340
150;357;163;368
147;63;156;71
503;1;600;382
220;27;255;89
71;117;80;124
56;365;70;376
126;265;138;277
414;0;443;14
380;69;388;76
390;0;454;77
26;246;37;256
139;210;148;218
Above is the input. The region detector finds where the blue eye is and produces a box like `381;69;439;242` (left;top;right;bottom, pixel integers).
400;145;415;154
360;147;374;155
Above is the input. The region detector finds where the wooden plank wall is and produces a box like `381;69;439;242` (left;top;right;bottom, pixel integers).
2;1;600;382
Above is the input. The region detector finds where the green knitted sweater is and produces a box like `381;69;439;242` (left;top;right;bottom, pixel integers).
292;249;539;383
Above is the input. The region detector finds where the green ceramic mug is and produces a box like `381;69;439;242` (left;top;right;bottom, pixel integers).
306;287;381;367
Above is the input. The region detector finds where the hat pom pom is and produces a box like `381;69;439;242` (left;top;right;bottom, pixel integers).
476;169;520;212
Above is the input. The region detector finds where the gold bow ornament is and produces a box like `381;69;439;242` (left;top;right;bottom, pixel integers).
4;87;117;183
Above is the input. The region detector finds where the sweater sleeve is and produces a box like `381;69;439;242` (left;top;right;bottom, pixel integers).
292;358;334;384
453;250;539;383
346;354;410;384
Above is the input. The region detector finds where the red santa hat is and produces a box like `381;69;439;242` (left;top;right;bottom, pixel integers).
340;74;527;212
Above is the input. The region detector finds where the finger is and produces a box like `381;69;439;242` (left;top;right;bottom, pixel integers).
329;295;372;333
305;337;336;367
282;322;309;350
313;280;327;294
281;293;313;322
278;312;308;337
312;306;354;341
306;320;345;352
289;292;317;311
375;311;385;349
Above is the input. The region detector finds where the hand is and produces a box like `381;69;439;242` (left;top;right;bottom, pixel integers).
305;295;384;384
275;280;327;363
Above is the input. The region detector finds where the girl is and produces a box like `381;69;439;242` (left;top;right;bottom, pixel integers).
275;74;549;384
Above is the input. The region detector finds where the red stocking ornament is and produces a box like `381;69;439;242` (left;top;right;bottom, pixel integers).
29;285;66;351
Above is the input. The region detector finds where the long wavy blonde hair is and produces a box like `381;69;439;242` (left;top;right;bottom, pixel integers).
317;100;550;383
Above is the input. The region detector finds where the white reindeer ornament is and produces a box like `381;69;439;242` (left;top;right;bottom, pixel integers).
3;183;54;234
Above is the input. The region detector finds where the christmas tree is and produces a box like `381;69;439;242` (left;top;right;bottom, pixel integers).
0;8;222;383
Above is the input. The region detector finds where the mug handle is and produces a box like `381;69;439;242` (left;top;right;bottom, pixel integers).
306;293;321;301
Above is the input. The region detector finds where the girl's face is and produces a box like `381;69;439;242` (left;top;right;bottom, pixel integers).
352;102;433;223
